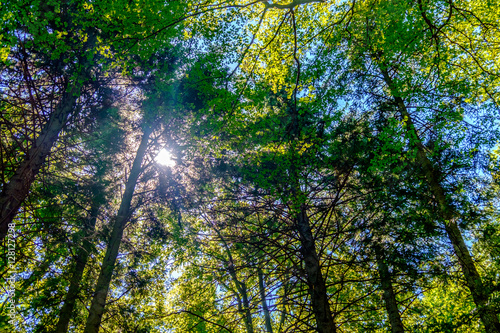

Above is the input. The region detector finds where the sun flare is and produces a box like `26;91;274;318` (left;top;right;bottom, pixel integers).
155;148;175;167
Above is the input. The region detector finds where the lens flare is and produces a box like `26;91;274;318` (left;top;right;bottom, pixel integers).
155;148;175;167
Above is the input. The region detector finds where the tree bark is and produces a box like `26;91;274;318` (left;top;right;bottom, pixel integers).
296;206;336;333
214;223;255;333
227;257;254;333
0;84;78;241
258;267;273;333
380;67;500;333
55;198;100;333
227;265;254;333
83;127;152;333
374;245;405;333
240;280;255;333
277;278;289;333
0;32;97;243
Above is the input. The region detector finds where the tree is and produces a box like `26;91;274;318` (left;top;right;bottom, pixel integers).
3;0;500;331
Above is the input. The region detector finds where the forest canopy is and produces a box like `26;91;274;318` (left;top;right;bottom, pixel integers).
1;0;500;332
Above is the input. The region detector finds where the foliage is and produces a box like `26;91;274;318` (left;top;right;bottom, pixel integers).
1;0;500;332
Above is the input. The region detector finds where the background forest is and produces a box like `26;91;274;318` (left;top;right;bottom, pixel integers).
1;0;500;332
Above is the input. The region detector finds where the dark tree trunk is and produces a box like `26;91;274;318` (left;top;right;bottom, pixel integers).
374;245;405;333
55;199;100;333
277;275;289;333
381;68;500;333
214;224;255;333
227;267;254;333
0;32;97;243
258;267;273;333
241;281;254;333
296;206;336;333
83;127;152;333
0;85;78;241
227;258;254;333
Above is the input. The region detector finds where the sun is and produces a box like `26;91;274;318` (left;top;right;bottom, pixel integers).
155;148;175;167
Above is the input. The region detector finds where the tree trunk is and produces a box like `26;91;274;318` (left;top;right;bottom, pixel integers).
277;274;289;333
55;198;100;333
258;267;273;333
241;281;255;333
83;127;152;333
380;67;500;333
214;224;255;333
227;265;254;333
374;245;405;333
296;206;336;333
0;32;97;243
0;84;78;242
227;258;254;333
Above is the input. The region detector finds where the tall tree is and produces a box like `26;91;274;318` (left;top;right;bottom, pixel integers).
83;124;153;333
0;1;98;240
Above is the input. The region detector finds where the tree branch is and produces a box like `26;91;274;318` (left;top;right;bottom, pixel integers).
261;0;325;10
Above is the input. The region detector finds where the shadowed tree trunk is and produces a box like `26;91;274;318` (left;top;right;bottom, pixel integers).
277;275;290;333
380;67;500;333
296;206;336;333
0;32;97;243
0;84;78;242
216;228;255;333
236;276;254;333
83;126;152;333
374;245;405;333
55;194;101;333
258;267;273;333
